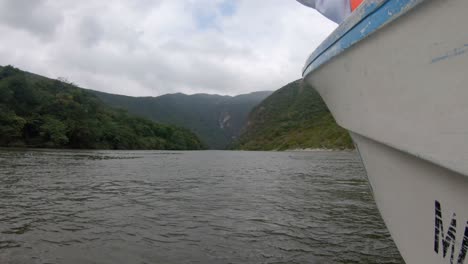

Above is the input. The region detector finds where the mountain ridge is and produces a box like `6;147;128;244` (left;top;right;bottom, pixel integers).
235;79;353;150
0;65;205;150
91;89;273;149
1;65;350;151
0;66;272;149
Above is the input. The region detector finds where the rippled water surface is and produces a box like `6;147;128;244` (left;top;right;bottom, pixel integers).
0;149;403;264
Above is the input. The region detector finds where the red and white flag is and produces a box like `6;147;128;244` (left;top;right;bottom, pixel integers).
297;0;363;23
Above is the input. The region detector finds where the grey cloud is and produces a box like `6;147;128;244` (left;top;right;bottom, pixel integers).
128;0;163;12
0;0;63;39
79;16;103;47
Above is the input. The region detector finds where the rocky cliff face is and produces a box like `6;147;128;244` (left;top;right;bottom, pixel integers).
218;112;231;129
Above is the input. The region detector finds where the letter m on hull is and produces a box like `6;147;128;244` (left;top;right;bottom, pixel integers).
434;200;468;264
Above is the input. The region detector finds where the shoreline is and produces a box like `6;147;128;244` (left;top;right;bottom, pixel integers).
286;148;355;152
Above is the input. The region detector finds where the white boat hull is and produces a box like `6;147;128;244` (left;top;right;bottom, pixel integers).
303;0;468;263
351;133;468;264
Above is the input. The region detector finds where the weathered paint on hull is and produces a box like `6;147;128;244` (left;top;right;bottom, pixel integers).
303;0;468;263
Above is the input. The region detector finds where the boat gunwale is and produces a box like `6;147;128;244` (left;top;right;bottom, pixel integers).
302;0;426;77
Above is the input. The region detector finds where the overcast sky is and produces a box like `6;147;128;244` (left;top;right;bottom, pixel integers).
0;0;336;97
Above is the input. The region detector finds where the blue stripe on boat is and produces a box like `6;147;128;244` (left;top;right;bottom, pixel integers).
303;0;425;77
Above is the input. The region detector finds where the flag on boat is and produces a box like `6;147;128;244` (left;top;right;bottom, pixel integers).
297;0;363;23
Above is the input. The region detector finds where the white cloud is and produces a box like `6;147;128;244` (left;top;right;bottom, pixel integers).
0;0;336;96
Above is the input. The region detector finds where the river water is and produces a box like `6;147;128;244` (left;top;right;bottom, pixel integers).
0;149;403;264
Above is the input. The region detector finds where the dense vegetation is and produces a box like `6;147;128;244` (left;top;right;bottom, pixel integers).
0;65;204;150
235;80;353;150
91;90;272;149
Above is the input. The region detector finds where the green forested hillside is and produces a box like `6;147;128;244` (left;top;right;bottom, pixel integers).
0;65;204;150
91;90;272;149
235;80;353;150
